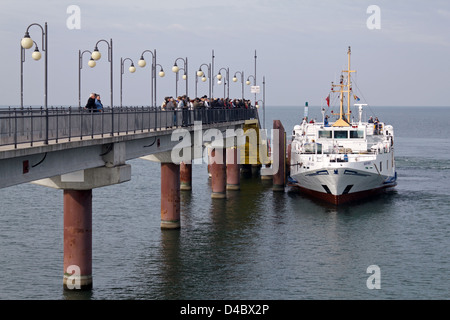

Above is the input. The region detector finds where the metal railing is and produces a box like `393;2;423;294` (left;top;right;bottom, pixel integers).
0;106;257;149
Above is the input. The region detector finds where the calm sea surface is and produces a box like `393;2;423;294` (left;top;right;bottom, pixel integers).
0;106;449;300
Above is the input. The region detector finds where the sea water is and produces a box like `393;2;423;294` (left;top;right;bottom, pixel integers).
0;106;448;300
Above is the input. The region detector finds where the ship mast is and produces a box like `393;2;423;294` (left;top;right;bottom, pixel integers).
332;46;355;127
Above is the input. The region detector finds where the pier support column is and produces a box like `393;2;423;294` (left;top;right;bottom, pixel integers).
63;189;93;290
273;120;286;192
32;164;131;291
180;161;192;191
161;162;181;229
210;148;227;198
226;147;240;191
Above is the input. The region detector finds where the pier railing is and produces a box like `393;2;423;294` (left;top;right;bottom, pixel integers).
0;106;257;148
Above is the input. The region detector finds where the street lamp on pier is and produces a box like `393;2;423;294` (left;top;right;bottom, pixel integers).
120;57;136;107
90;39;113;107
138;49;165;107
78;50;96;108
196;63;211;98
232;71;245;100
21;22;48;143
216;67;229;99
172;57;188;97
90;38;114;135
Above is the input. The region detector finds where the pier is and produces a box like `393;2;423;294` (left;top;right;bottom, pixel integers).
0;106;285;290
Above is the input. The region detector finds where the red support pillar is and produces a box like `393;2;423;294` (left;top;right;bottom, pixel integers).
63;189;93;290
273;120;286;192
180;162;192;191
161;162;181;229
226;147;240;191
210;148;227;198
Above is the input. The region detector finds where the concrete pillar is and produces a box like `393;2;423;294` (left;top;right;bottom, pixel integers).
273;120;286;192
161;162;181;229
226;147;240;191
210;148;227;198
63;189;93;290
180;162;192;191
32;164;131;291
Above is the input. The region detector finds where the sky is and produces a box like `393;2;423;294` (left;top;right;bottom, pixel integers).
1;0;450;107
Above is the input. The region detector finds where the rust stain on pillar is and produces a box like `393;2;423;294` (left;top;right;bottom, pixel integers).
273;120;286;192
180;162;192;191
210;148;227;198
161;162;181;229
63;189;93;290
226;147;240;190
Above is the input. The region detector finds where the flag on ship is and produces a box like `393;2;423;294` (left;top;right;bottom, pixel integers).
326;94;330;106
354;95;360;101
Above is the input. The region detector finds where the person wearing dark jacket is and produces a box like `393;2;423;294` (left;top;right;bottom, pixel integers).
85;93;96;112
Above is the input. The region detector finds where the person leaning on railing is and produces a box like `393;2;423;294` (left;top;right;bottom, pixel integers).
85;93;96;112
95;94;103;112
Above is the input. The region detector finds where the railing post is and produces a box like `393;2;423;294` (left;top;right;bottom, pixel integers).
91;106;94;139
14;108;17;149
141;106;144;133
55;106;59;144
111;107;114;137
68;107;72;142
80;107;83;141
45;106;49;145
30;107;34;147
101;107;104;138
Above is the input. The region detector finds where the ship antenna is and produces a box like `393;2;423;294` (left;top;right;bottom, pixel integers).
332;46;355;127
347;46;353;121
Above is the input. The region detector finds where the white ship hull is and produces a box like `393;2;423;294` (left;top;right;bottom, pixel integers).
289;152;397;205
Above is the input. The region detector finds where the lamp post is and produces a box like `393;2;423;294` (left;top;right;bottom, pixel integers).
216;67;229;99
172;57;188;97
262;76;266;129
196;63;211;98
120;57;136;107
211;50;215;99
138;50;166;107
138;50;154;107
21;40;41;108
155;64;165;106
91;39;113;135
21;22;48;143
254;50;257;104
232;71;245;100
174;67;186;98
78;50;96;108
91;39;113;107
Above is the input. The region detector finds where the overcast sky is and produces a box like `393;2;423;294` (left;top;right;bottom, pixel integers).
1;0;449;107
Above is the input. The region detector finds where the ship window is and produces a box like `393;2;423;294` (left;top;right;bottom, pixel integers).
334;131;348;139
350;130;364;139
319;130;332;139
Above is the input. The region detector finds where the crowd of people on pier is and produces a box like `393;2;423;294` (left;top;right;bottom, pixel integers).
85;93;256;112
159;95;256;126
161;95;255;111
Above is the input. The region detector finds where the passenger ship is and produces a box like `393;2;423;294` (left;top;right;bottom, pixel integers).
288;47;397;205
